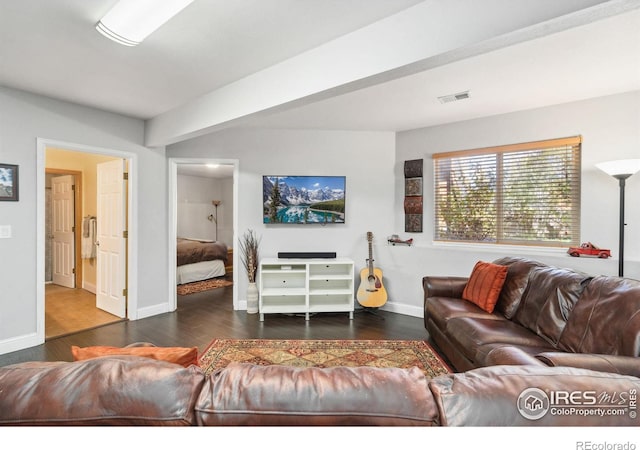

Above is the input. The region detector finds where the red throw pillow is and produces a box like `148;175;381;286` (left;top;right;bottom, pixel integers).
462;261;508;313
71;345;199;368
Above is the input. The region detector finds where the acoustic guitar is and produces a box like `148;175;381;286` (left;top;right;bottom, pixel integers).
356;231;388;308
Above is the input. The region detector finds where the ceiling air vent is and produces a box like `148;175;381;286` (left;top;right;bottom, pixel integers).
438;90;470;104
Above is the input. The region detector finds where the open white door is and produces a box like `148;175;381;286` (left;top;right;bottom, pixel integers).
51;175;75;288
96;159;126;318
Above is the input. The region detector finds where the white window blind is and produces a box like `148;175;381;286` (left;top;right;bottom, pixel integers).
433;136;581;247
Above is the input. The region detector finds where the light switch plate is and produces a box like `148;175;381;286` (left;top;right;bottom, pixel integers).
0;225;12;238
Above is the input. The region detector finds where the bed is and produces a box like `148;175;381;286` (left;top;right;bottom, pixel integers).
176;238;228;284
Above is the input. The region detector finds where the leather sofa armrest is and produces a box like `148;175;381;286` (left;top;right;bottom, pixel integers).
423;276;468;301
536;352;640;377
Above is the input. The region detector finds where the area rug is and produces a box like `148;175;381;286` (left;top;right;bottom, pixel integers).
177;278;233;296
198;338;451;377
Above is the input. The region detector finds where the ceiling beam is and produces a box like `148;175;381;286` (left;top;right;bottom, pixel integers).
145;0;633;147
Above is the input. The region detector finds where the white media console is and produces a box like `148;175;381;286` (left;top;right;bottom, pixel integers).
258;257;355;322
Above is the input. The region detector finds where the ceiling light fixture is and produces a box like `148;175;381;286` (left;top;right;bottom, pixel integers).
96;0;194;47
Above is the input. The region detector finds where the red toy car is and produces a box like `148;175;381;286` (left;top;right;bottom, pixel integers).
567;242;611;258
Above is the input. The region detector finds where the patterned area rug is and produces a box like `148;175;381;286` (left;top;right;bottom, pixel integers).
198;338;451;377
177;278;233;295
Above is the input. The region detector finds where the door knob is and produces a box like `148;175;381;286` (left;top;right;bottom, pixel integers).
95;241;100;246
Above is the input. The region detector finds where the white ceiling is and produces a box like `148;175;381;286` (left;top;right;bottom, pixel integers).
0;0;422;119
1;0;639;144
250;8;640;132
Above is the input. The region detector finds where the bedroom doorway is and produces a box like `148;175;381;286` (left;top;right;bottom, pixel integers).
168;158;238;312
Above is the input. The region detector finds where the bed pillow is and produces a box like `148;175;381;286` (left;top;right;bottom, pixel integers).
462;261;508;313
71;345;199;368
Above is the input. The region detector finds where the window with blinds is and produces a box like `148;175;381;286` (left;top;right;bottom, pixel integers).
433;136;581;247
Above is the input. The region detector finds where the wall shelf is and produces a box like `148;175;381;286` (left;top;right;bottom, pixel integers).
387;235;413;246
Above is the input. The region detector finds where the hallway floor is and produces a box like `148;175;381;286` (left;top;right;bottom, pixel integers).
45;284;123;339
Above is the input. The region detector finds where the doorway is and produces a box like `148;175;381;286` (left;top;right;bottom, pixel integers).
37;140;136;343
168;158;239;312
46;170;81;289
45;169;120;339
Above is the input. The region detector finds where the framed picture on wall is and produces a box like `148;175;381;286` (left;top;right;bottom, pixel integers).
0;164;19;201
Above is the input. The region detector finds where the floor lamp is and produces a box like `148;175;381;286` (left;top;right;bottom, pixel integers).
595;159;640;277
212;200;221;241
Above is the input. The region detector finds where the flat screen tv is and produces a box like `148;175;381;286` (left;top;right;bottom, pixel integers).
263;176;346;224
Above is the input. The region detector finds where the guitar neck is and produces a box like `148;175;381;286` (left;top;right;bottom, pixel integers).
367;234;374;275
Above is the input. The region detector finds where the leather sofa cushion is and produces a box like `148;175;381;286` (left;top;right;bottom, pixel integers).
558;276;640;356
446;316;551;362
492;257;546;319
429;365;640;426
513;266;591;346
425;296;506;331
483;345;551;366
0;356;206;426
195;362;439;426
536;352;640;377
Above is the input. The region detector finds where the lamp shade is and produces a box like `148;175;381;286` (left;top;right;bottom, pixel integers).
595;159;640;179
96;0;194;46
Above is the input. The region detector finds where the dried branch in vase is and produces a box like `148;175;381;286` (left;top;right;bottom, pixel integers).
239;229;261;283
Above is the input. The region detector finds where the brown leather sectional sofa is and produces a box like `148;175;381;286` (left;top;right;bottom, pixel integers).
1;356;638;426
424;256;640;375
2;256;639;427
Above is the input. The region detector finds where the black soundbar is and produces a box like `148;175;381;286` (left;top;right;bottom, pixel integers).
278;252;337;259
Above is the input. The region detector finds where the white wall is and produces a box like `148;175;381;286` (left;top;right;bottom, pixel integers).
177;174;233;245
391;91;640;316
0;87;169;355
167;128;397;305
2;84;636;356
168;92;640;320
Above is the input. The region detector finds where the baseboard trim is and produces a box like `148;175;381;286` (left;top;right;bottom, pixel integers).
0;332;41;356
82;281;96;294
136;303;171;320
377;301;423;318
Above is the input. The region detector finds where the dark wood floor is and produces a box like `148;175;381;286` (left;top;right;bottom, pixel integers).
0;284;433;368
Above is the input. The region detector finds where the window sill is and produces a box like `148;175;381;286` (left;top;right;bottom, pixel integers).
429;241;569;258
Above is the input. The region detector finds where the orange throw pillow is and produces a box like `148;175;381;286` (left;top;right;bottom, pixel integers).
462;261;508;313
71;345;199;368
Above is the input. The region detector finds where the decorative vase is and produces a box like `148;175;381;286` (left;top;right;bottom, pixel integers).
247;282;259;314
